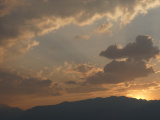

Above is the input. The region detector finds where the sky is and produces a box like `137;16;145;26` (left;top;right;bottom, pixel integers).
1;0;160;109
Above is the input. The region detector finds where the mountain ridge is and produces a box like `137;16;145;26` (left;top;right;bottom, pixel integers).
17;96;157;120
1;96;160;120
0;104;24;120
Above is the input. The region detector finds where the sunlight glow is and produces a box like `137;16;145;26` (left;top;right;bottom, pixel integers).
127;92;150;100
133;93;149;100
135;95;146;100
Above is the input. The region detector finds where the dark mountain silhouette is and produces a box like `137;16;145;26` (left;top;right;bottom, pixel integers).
2;96;160;120
17;96;160;120
0;104;24;120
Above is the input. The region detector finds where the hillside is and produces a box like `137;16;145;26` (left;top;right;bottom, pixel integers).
17;96;159;120
1;96;160;120
0;104;24;120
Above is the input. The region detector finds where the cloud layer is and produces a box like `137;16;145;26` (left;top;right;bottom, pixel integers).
1;0;160;62
0;69;55;96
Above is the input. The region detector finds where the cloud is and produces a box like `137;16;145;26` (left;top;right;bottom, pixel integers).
73;64;96;74
0;39;39;63
86;60;154;84
65;81;77;84
53;63;109;94
96;22;113;35
85;35;159;85
0;69;59;96
0;0;22;17
64;63;103;79
116;82;159;93
100;35;160;61
126;83;158;90
66;85;108;94
75;34;90;40
1;0;160;62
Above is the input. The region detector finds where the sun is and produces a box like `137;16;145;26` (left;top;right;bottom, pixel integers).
127;92;149;100
133;94;149;100
135;95;145;100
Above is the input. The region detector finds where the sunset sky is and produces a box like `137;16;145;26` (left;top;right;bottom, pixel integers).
1;0;160;109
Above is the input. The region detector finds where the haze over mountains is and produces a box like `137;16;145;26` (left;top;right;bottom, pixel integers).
1;96;160;120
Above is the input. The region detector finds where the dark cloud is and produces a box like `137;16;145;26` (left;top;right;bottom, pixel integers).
0;69;58;96
65;81;77;84
103;59;154;76
100;35;160;61
86;59;154;84
66;85;108;94
85;35;158;85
